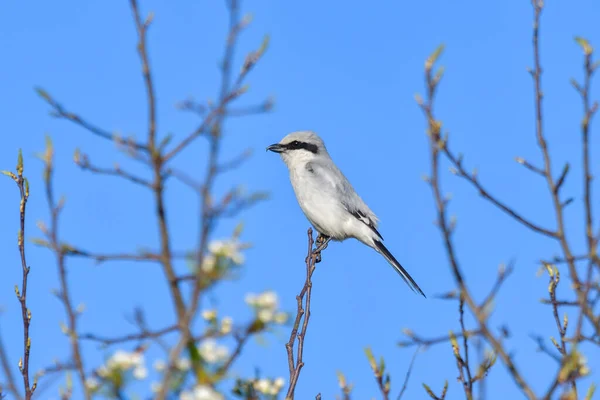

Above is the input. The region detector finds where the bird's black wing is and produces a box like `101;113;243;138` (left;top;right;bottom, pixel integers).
346;207;384;241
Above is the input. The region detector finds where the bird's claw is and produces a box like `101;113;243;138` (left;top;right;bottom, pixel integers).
314;234;329;263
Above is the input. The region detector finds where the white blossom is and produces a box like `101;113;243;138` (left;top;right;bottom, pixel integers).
96;349;147;381
97;365;109;378
254;379;270;394
85;377;100;391
274;312;288;324
256;291;278;309
220;316;233;334
274;377;285;389
180;385;224;400
246;291;286;324
253;378;285;396
258;309;274;323
176;357;191;371
133;365;148;380
201;255;216;273
209;240;245;265
106;350;144;371
201;309;217;321
198;339;229;364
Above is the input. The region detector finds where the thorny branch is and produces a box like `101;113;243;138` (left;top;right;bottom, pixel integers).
284;228;330;400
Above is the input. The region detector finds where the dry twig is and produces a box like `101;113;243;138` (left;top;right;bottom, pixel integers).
284;228;330;400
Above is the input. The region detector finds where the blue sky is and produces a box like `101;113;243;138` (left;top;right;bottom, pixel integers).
1;1;599;399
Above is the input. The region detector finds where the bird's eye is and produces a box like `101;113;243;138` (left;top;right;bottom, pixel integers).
292;141;299;146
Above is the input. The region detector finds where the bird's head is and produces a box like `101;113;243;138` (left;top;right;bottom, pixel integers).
266;131;326;166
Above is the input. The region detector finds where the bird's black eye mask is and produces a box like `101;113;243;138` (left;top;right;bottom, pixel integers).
285;140;318;154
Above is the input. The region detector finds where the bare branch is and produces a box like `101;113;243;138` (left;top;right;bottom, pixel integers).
63;248;161;264
2;152;35;399
74;151;152;188
397;348;419;400
35;88;147;152
444;148;556;238
515;156;545;177
418;44;537;399
80;325;177;346
129;0;157;150
285;229;329;400
480;262;514;311
398;329;481;349
38;138;90;400
0;321;22;400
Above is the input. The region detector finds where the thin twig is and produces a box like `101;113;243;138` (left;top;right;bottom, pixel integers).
75;154;152;188
398;329;481;348
419;45;537;399
80;325;177;346
480;262;514;311
35;90;147;152
284;229;328;400
40;139;90;400
3;154;35;399
64;249;161;264
155;0;269;395
458;296;474;398
574;35;599;345
215;329;251;379
397;348;419;400
444;148;556;238
0;321;22;400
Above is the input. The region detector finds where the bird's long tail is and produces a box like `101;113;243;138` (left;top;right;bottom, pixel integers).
373;239;426;297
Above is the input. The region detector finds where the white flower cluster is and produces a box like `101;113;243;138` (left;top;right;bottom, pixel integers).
153;358;191;372
199;339;230;364
253;377;285;396
245;291;288;324
180;385;224;400
197;239;246;274
97;349;147;380
201;309;233;334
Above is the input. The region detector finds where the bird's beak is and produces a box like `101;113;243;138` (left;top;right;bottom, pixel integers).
266;143;285;153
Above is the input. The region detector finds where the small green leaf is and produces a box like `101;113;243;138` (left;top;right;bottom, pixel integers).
158;133;173;151
422;383;437;399
585;383;596;400
16;149;24;177
258;34;270;56
1;170;16;180
35;87;52;102
364;347;377;372
575;36;593;55
426;44;445;70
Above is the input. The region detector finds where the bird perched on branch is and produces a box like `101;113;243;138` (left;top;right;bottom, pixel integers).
267;130;425;297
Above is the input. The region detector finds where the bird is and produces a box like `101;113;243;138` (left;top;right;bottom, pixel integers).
267;130;425;297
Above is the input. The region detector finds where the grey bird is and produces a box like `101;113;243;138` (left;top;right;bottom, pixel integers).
267;130;425;297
